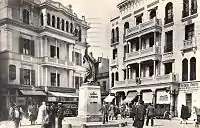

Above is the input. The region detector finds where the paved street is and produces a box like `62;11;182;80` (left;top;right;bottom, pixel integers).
0;117;196;128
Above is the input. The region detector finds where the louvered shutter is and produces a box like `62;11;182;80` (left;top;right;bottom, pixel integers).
31;70;35;86
20;68;24;85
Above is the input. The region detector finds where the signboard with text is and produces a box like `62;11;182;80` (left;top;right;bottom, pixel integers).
179;82;199;93
156;91;170;104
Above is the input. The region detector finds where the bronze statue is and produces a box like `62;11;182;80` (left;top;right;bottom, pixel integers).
83;43;100;84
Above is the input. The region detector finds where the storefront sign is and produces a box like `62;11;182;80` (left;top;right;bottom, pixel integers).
89;92;98;104
48;97;56;102
179;82;199;92
16;97;26;106
143;92;153;103
157;91;170;104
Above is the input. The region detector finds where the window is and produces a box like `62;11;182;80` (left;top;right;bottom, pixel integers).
186;93;192;116
123;69;126;80
164;31;173;53
40;13;44;26
47;13;50;26
136;15;142;25
124;22;129;36
66;21;69;32
183;0;189;18
164;62;172;74
51;73;56;86
113;49;117;60
182;59;188;81
19;38;34;56
191;0;197;15
75;76;83;89
23;9;29;24
111;73;114;87
116;27;119;42
78;29;82;42
52;15;55;27
74;28;78;37
20;69;35;85
103;81;106;91
50;45;59;58
165;2;173;24
61;19;64;31
190;57;196;80
115;72;119;81
124;45;129;59
150;9;156;19
75;52;82;66
185;24;194;40
57;17;60;29
70;23;73;33
149;65;154;77
111;29;115;43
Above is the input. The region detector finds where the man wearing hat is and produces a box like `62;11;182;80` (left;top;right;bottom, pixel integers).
57;103;64;128
13;105;23;128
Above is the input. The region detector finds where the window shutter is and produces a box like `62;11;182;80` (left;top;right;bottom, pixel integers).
19;37;23;54
31;70;35;86
31;40;35;56
57;47;59;59
20;68;24;85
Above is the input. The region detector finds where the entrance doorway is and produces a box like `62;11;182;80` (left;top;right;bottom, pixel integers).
186;93;192;117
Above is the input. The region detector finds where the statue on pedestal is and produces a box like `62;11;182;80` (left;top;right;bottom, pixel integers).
83;43;101;84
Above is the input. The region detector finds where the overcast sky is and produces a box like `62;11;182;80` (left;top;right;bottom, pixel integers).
55;0;120;58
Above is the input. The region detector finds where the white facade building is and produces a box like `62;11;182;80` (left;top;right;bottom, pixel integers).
0;0;89;119
109;0;200;118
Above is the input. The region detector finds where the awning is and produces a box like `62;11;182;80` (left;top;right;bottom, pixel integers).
48;91;78;98
20;90;46;96
123;91;138;103
104;94;115;102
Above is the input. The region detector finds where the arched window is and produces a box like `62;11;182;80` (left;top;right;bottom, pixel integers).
78;29;82;42
165;2;173;24
150;9;156;19
61;19;64;31
66;21;69;32
182;59;188;81
57;17;60;29
183;0;189;17
47;13;50;26
23;9;29;24
190;57;196;80
74;28;78;37
40;13;44;26
52;15;55;28
124;22;129;35
116;27;119;42
111;29;115;43
70;23;73;33
111;73;114;87
115;72;119;81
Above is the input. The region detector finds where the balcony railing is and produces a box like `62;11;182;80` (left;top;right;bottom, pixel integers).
126;18;162;39
110;37;119;46
182;10;189;18
164;16;174;24
164;45;173;53
113;73;178;88
126;46;161;61
42;56;73;67
182;37;196;51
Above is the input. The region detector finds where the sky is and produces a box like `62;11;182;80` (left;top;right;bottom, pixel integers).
55;0;120;58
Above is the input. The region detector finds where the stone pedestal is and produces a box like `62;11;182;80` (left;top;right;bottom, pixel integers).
78;84;102;122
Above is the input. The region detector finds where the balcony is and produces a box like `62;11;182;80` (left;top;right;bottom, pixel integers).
113;73;178;88
181;38;197;52
110;59;118;67
110;37;119;46
126;46;161;61
41;56;73;69
125;18;162;40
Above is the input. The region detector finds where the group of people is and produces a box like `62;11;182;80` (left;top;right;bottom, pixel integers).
9;102;64;128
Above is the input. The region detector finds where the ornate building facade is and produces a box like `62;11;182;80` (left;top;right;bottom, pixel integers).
0;0;89;120
109;0;199;118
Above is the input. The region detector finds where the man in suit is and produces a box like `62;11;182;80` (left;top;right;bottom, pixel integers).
133;100;146;128
146;103;155;126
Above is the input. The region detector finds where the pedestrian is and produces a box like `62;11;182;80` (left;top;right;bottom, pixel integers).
36;102;46;128
9;103;16;120
109;103;115;120
57;103;64;128
99;101;109;124
28;103;38;125
132;103;136;121
133;100;146;128
120;104;126;119
50;103;57;128
114;105;120;120
180;104;190;125
146;103;155;127
12;105;23;128
43;107;51;128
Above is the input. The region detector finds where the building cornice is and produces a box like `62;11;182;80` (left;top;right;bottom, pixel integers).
110;16;120;22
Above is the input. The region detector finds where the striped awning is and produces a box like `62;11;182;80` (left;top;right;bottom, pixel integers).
48;91;78;98
20;90;46;96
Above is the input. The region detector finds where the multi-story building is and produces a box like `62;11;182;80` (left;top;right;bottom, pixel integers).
109;0;199;118
96;58;110;102
0;0;89;120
